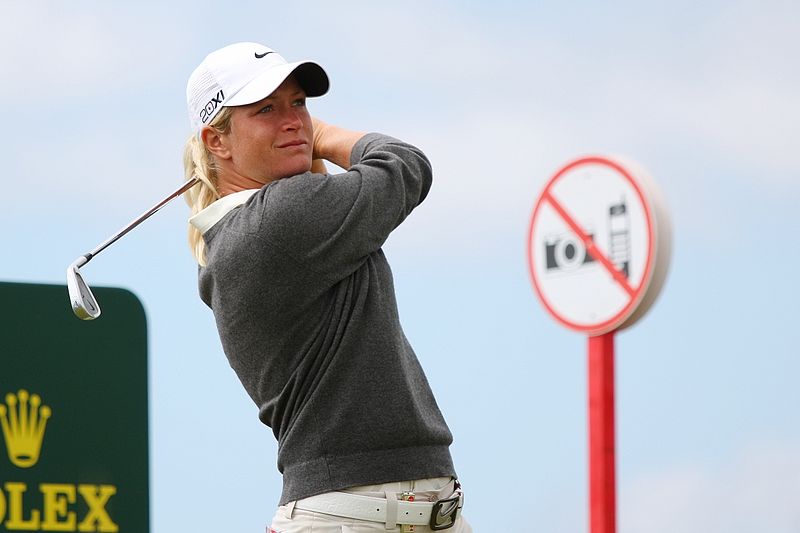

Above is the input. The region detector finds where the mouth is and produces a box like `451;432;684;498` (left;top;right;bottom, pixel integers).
277;140;307;149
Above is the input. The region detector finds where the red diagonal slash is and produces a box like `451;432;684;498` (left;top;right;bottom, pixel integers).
542;190;636;297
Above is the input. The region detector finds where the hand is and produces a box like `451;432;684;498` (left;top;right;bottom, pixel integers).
311;117;329;161
309;117;365;170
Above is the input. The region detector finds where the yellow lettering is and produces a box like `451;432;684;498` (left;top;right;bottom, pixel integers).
0;487;5;523
4;481;41;530
77;485;118;533
41;483;77;531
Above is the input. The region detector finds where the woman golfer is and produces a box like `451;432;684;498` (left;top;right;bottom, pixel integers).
183;42;471;532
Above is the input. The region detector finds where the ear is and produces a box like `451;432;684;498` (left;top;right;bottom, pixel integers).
200;126;232;160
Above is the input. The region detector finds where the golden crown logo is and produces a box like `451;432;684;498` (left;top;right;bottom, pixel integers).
0;389;51;468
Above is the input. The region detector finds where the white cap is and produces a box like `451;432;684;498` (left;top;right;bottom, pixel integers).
186;42;329;132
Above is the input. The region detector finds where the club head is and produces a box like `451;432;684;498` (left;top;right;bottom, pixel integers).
67;257;101;320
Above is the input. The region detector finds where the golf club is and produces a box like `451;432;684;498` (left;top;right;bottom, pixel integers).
67;178;199;320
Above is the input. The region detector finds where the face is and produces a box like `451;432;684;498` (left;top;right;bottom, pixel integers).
218;76;313;185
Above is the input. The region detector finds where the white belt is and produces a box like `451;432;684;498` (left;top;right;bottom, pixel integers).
294;486;463;529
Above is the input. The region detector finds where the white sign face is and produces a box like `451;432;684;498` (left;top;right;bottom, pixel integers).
528;156;670;335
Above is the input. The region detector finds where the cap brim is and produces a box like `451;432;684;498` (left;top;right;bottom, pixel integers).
225;61;329;107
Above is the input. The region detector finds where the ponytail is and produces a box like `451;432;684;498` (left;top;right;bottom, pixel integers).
182;107;233;266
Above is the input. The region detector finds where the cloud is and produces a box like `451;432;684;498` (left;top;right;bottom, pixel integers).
6;1;797;249
0;2;192;104
335;1;799;188
335;1;799;253
621;440;800;533
1;3;200;212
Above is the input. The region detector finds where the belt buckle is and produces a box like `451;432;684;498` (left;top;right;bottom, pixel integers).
429;492;462;531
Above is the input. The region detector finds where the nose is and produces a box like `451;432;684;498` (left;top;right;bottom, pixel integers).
282;106;304;131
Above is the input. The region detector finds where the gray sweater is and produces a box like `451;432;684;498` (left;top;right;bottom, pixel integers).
198;133;455;505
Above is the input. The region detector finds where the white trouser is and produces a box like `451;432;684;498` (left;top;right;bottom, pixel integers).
269;477;473;532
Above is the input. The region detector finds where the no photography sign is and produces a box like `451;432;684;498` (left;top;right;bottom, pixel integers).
527;156;671;335
527;155;672;533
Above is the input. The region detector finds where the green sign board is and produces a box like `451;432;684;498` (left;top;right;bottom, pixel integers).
0;282;149;532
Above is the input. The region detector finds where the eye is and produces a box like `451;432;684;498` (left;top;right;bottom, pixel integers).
292;98;307;107
258;104;273;114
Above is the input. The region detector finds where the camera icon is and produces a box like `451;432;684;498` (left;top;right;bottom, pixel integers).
545;232;596;272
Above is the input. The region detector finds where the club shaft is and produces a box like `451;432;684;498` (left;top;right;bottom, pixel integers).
83;178;199;263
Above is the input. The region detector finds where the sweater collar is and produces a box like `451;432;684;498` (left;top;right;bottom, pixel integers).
188;189;259;235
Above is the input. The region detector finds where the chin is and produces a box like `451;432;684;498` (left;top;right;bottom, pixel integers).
281;159;313;179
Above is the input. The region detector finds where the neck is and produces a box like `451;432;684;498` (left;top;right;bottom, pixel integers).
216;169;269;197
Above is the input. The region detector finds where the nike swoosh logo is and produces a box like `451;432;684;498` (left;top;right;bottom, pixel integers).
254;51;274;59
433;501;458;526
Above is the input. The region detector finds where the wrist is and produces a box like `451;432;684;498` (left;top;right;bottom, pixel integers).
312;122;365;169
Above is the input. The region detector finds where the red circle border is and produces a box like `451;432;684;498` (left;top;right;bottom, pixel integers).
527;156;656;335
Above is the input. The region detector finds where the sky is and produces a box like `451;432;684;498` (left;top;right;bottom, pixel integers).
2;0;800;531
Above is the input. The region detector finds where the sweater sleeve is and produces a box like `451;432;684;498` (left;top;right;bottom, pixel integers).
256;133;432;280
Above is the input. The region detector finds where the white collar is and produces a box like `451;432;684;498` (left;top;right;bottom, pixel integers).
188;189;259;235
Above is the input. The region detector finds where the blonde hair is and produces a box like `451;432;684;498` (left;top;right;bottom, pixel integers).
182;107;233;266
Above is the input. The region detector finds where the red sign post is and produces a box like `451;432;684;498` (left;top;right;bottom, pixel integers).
589;332;616;533
528;156;671;533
